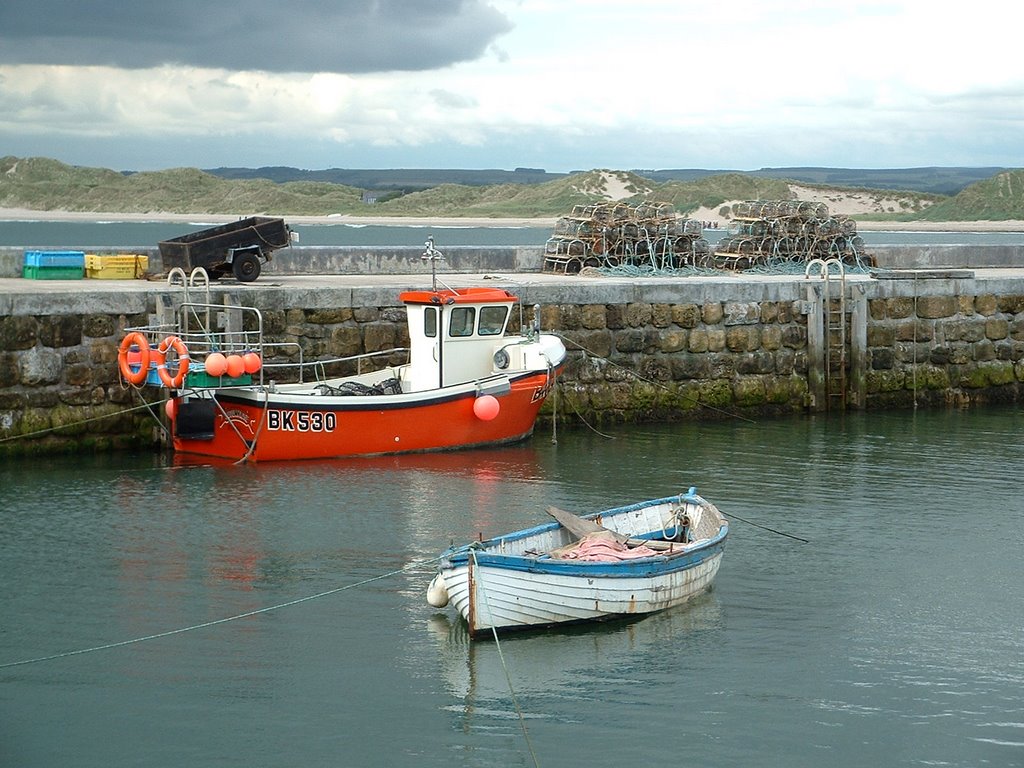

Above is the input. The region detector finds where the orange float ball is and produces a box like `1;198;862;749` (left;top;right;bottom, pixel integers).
242;351;262;374
225;354;245;378
205;352;228;377
473;394;500;421
165;398;178;420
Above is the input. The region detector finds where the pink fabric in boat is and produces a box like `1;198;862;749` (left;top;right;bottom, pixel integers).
556;533;659;561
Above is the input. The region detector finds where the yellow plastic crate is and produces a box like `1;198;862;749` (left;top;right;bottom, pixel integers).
84;254;150;279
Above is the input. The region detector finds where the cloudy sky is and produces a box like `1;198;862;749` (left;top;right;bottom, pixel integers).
1;0;1020;173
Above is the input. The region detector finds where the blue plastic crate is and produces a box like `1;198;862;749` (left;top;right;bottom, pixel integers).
23;250;86;268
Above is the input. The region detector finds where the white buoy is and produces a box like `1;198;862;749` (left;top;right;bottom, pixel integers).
426;573;450;607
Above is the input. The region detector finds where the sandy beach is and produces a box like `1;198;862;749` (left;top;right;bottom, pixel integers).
0;206;1021;233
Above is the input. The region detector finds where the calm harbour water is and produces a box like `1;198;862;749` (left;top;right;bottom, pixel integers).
2;407;1022;767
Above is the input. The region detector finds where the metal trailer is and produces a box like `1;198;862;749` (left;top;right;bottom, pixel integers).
157;216;295;282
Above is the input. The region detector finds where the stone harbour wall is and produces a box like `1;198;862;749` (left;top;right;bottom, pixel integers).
547;282;1024;426
547;298;812;424
865;290;1024;405
0;310;146;454
2;264;1024;456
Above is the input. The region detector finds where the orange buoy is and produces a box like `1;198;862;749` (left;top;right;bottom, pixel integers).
473;394;500;421
205;352;228;377
225;354;245;378
154;336;190;389
242;351;262;374
165;397;178;420
117;332;151;386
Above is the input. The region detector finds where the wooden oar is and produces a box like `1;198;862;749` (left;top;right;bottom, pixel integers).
546;506;629;542
546;506;679;551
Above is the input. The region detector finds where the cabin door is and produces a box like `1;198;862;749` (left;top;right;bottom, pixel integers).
406;305;441;391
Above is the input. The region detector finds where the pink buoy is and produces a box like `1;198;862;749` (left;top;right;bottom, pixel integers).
473;394;500;421
205;352;228;377
225;354;245;378
165;398;178;420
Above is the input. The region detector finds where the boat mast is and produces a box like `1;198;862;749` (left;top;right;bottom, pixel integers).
422;236;449;388
423;235;443;291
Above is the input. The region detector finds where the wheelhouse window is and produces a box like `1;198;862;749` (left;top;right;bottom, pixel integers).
424;306;437;338
478;306;509;336
449;307;476;337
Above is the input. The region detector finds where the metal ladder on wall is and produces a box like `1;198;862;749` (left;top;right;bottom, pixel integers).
165;266;212;338
805;258;847;410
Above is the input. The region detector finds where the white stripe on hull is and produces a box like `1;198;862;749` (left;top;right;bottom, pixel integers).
444;552;723;634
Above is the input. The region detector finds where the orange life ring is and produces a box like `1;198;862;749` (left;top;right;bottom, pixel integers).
117;332;151;386
154;335;191;389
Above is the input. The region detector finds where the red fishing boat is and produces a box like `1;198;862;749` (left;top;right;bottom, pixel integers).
118;240;566;462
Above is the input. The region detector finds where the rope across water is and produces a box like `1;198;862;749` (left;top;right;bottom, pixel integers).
0;556;442;669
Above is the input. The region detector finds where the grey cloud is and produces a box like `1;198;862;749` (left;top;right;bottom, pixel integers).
0;0;512;73
430;89;478;109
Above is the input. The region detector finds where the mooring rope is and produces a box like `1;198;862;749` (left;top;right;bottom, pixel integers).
135;385;172;440
471;550;541;768
723;510;809;543
549;361;558;445
233;387;271;465
559;376;617;440
0;556;442;669
0;398;163;445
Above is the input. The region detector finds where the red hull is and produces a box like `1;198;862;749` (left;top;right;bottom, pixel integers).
172;371;556;462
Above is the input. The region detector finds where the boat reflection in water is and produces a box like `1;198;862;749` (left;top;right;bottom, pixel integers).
423;593;724;707
169;442;547;475
169;442;552;541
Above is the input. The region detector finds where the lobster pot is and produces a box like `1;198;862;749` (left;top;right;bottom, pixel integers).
544;201;711;273
713;199;873;270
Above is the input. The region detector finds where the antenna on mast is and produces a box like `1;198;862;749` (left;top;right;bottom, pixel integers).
422;235;445;291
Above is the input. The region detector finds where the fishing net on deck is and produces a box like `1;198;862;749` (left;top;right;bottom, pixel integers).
549;531;661;561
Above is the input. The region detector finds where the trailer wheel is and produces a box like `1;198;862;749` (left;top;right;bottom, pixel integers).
232;252;261;282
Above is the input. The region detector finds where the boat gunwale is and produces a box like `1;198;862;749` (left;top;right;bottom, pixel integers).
202;368;555;410
442;494;728;577
459;537;727;578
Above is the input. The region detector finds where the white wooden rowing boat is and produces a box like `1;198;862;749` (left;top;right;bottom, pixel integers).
426;489;728;637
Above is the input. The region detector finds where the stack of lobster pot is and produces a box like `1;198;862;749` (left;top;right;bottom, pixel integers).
713;199;872;270
544;201;710;273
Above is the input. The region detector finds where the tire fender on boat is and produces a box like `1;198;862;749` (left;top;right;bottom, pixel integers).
154;335;191;389
117;332;151;386
427;573;450;607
